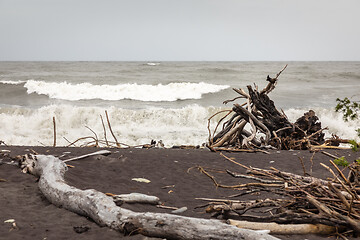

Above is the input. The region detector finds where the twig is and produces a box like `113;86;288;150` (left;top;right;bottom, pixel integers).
156;205;178;210
298;157;307;176
65;136;97;147
100;114;109;147
85;126;99;147
53;116;56;147
198;166;283;189
309;151;316;175
105;110;120;148
321;151;339;159
328;183;359;217
226;170;283;184
320;163;357;200
329;160;351;186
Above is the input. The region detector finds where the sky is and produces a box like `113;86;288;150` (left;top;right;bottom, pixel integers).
0;0;359;61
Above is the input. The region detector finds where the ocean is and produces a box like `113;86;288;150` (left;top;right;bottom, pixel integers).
0;61;359;147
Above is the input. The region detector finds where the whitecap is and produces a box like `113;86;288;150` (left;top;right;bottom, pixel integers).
0;80;26;85
23;80;229;102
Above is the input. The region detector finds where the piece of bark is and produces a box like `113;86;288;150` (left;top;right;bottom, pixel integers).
29;155;279;240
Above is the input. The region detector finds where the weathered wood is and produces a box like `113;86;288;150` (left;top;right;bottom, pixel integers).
27;155;279;240
228;219;337;235
62;150;111;163
112;193;160;205
233;103;271;144
212;120;246;148
208;65;326;150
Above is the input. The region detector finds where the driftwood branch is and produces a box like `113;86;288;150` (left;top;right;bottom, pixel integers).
228;219;337;235
105;110;121;148
53;116;56;147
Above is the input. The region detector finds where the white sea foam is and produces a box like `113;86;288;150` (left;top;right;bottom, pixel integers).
0;105;358;147
23;80;229;101
0;105;224;147
0;80;26;85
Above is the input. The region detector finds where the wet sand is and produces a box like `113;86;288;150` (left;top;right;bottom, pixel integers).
1;146;359;240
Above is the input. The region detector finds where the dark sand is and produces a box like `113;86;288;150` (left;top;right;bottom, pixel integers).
1;146;360;240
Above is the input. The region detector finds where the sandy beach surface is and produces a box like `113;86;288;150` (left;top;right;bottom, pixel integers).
1;146;360;240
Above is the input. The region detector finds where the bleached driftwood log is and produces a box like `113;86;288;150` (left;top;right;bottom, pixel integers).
112;193;160;205
228;219;337;235
25;154;279;240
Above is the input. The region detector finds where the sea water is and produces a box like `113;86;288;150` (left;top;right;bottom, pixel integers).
0;61;359;146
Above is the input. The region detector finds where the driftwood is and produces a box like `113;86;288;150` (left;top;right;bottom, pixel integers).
62;150;111;163
19;154;279;240
208;65;327;151
109;193;160;205
228;219;337;235
197;153;360;236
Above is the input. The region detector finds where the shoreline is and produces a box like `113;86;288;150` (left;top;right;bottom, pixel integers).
1;146;360;239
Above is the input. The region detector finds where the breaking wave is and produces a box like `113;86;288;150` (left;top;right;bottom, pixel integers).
0;104;223;147
0;80;26;85
0;105;358;147
22;80;229;102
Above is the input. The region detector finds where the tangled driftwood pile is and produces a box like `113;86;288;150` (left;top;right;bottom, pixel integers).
197;153;360;237
208;65;327;151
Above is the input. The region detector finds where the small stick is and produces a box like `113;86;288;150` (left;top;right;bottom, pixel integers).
195;197;245;203
105;110;120;148
226;170;283;184
298;157;307;176
321;151;339;159
329;160;351;186
207;109;232;144
306;127;328;140
85;126;99;147
328;182;359;217
309;151;316;175
213;111;233;137
198;166;282;189
53;116;56;147
156;205;178;210
100;115;109;147
65;136;97;147
320;163;357;200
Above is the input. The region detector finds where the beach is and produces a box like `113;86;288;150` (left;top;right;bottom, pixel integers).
0;61;359;239
1;146;360;239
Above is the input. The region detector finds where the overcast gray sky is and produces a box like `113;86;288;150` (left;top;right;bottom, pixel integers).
0;0;359;61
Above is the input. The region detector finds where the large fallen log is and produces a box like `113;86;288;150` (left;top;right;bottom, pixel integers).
23;154;279;240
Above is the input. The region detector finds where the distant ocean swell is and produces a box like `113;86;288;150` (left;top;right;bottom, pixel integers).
0;105;358;147
0;80;229;102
